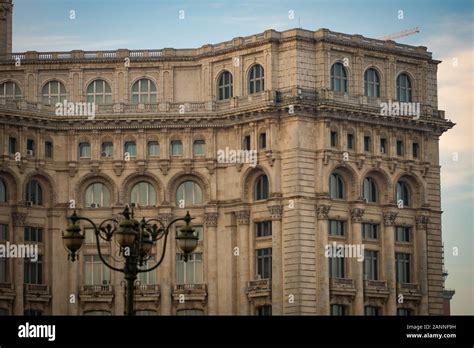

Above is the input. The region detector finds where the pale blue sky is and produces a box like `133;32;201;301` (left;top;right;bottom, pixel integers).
12;0;474;314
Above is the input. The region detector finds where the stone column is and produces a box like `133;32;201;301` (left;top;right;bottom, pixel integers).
235;209;250;315
268;204;283;315
11;211;27;315
158;212;174;315
316;203;331;315
416;213;429;315
350;207;365;315
204;212;218;314
383;210;398;315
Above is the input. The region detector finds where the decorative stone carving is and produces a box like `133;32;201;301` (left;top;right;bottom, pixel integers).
159;159;170;175
235;210;250;225
316;204;331;220
11;212;27;227
267;205;282;220
113;160;124;176
204;212;218;227
383;211;398;226
350;207;365;222
265;150;276;166
158;213;174;226
416;215;429;229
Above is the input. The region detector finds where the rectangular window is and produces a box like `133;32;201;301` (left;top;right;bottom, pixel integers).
347;133;354;150
24;255;43;284
362;223;378;239
364;250;378;280
256;305;272;316
147;141;160;156
44;141;53;159
244;135;251;151
380;138;387;154
0;258;7;283
138;257;157;285
256;248;272;279
255;221;272;238
8;137;17;154
27;139;35;155
364;136;371;152
395;226;411;242
24;309;42;316
176;253;203;284
84;228;107;244
330;304;346;316
396;253;411;283
101;142;113;157
329;220;345;236
170;141;183;156
412;143;419;158
0;224;7;241
259;133;267;149
397;308;412;316
24;226;43;242
329;256;345;278
84;255;111;285
79;142;91;159
397;140;404;156
124;141;137;157
330;131;337;147
193;140;206;156
365;306;380;316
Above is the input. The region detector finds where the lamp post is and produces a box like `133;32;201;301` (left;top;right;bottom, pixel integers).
62;206;198;316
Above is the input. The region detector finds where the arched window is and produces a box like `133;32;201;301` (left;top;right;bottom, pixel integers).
0;179;6;202
397;73;412;102
364;68;380;97
130;182;156;206
124;141;137;157
170;140;183;156
26;180;43;205
85;183;110;207
396;181;410;207
363;177;377;203
86;79;112;105
248;64;264;94
217;71;233;100
330;63;347;93
131;78;157;104
255;174;269;201
193;140;206;156
147;141;160;156
176;181;203;206
0;81;22;99
42;80;67;105
329;173;345;199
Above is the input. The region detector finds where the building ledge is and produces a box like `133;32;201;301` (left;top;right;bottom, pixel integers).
246;279;272;299
172;284;207;303
364;280;390;298
79;284;114;303
330;278;356;297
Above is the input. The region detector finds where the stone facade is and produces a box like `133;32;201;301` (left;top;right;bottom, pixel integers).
0;3;453;315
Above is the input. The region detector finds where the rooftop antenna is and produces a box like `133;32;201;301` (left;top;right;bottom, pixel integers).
381;27;420;41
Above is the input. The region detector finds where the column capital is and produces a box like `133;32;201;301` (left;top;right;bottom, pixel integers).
383;211;398;226
416;215;429;229
350;207;365;222
204;212;218;227
267;204;282;220
316;203;331;220
158;213;174;226
11;212;27;227
235;210;250;225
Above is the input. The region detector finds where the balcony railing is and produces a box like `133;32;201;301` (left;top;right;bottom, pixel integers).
172;283;207;303
0;282;14;292
134;284;160;293
175;283;207;291
80;284;113;294
246;279;272;299
330;278;355;288
397;282;420;292
364;279;388;290
23;284;50;294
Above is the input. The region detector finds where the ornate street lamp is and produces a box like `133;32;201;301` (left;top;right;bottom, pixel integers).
62;206;198;316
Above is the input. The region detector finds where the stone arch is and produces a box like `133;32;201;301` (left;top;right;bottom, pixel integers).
360;167;392;204
22;170;57;206
241;164;272;202
75;172;117;207
166;171;210;205
327;162;359;200
0;168;20;203
0;78;24;96
393;171;426;208
121;172;164;205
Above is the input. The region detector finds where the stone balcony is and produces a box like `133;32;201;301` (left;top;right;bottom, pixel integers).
23;283;51;304
134;284;160;305
79;284;114;304
330;278;356;297
0;282;15;302
246;279;272;299
397;282;422;301
363;279;390;299
172;284;207;303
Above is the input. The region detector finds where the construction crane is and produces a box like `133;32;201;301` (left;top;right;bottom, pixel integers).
381;27;420;41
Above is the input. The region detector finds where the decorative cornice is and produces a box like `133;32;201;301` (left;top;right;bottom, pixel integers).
316;203;331;220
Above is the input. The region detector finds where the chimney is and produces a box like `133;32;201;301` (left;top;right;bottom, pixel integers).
0;0;13;59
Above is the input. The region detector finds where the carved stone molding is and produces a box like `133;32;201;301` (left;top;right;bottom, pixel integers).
350;207;365;222
267;205;282;220
158;213;174;226
416;215;429;229
11;212;27;227
383;211;398;226
316;203;331;220
159;159;170;176
235;210;250;225
204;212;218;227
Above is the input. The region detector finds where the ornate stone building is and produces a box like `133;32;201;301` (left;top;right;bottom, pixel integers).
0;0;453;315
